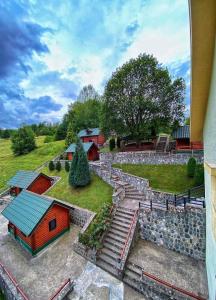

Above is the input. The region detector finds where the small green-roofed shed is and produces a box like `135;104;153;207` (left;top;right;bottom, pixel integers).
65;142;95;153
7;170;40;189
172;125;190;139
78;128;100;137
2;190;53;236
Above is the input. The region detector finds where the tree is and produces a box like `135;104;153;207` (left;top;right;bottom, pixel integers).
1;129;10;138
48;161;55;171
56;161;61;172
109;138;115;151
194;164;204;186
65;122;76;147
185;117;190;125
77;85;99;102
102;53;185;139
187;157;197;177
116;137;121;148
65;161;70;172
69;139;91;187
11;126;36;155
55;115;68;141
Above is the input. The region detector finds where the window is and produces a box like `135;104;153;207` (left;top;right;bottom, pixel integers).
49;219;56;231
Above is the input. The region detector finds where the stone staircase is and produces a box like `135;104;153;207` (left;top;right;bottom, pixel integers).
156;135;169;152
96;206;137;277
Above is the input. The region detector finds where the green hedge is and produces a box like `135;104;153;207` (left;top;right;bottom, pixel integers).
187;157;197;177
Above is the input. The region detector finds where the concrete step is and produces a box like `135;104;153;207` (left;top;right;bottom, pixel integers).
124;197;142;202
112;220;130;229
124;268;140;281
126;262;142;276
104;237;124;249
99;253;117;266
103;241;123;254
116;207;135;216
108;228;128;239
110;224;128;234
125;195;144;200
115;211;133;220
97;259;119;277
123;275;140;291
101;248;120;260
125;191;144;196
107;233;125;244
113;215;131;224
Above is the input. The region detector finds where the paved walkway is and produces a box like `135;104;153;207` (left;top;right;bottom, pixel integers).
128;239;208;298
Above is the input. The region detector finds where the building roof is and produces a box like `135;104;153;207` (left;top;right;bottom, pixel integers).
78;128;100;137
2;190;54;236
65;142;97;153
7;170;40;189
172;125;190;139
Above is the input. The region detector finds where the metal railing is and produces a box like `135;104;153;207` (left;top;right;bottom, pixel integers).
174;185;205;208
49;278;73;300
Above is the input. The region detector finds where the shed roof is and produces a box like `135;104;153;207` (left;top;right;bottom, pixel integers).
172;125;190;139
2;190;54;236
65;142;97;153
78;128;100;137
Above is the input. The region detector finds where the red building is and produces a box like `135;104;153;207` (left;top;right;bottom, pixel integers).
2;190;70;255
172;125;203;150
7;170;53;196
78;128;105;146
65;142;99;161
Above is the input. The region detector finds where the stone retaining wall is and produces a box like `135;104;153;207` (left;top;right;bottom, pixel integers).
100;152;203;165
139;206;206;260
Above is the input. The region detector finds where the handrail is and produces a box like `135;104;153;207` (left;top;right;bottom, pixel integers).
119;209;138;262
142;270;206;300
0;262;29;300
49;278;72;300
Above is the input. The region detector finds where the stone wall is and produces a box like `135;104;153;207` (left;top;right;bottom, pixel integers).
139;206;206;260
100;151;203;165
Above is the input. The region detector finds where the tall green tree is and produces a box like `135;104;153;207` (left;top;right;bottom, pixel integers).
65;122;76;147
11;126;36;155
68;139;91;187
102;53;185;139
77;85;99;102
55;114;68;141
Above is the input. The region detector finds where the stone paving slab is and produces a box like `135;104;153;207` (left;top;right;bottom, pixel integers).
128;239;208;297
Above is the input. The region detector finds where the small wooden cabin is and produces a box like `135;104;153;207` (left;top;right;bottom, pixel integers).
78;128;105;146
65;142;99;161
172;125;203;150
2;190;70;255
7;170;53;196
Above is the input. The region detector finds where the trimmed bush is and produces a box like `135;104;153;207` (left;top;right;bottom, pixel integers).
48;161;55;171
44;135;54;143
194;164;204;186
187;157;196;177
109;138;115;151
56;161;61;172
65;161;70;172
116;137;121;148
69;139;91;187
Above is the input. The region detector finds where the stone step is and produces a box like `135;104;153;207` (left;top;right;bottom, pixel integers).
126;191;144;196
110;224;129;234
126;262;142;276
97;259;119;277
123;275;140;291
125;195;144;200
101;248;120;260
104;237;124;249
112;220;130;229
124;268;140;281
124;197;142;202
108;228;128;239
107;233;125;244
116;207;135;216
98;253;117;266
103;241;123;254
115;211;133;220
113;215;131;224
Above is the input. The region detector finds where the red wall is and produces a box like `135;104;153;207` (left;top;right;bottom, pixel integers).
28;175;52;195
176;139;190;150
191;141;203;150
68;152;73;160
10;187;21;196
81;134;105;146
67;145;99;161
9;204;70;253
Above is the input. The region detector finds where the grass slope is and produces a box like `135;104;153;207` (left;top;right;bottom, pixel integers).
43;168;112;213
113;164;196;193
0;137;65;192
0;291;5;300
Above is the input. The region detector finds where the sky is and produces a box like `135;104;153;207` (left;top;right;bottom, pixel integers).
0;0;190;129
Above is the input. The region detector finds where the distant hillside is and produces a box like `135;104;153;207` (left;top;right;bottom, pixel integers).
0;136;65;192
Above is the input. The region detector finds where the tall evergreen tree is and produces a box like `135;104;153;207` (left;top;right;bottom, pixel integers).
69;140;91;187
11;126;36;155
65;122;76;147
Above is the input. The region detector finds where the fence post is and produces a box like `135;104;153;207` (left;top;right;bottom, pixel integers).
174;194;177;207
203;200;206;208
184;197;186;208
166;199;168;210
150;200;153;211
188;189;191;202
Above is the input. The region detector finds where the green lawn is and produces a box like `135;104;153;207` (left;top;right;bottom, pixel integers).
113;164;196;193
0;291;5;300
0;137;65;192
43;168;113;213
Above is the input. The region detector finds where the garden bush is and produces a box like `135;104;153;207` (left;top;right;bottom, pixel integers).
48;161;55;171
44;135;54;143
116;137;121;148
194;164;204;186
56;161;61;172
78;203;112;249
65;161;70;172
109;138;115;151
187;157;197;177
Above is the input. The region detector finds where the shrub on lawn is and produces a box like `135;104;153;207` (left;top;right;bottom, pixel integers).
69;139;91;187
44;135;54;143
116;137;121;148
109;138;115;151
11;126;36;156
187;157;197;177
194;164;204;186
48;161;55;171
56;161;61;172
78;203;112;249
65;161;70;172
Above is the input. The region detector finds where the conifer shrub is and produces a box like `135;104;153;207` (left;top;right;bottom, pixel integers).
194;164;204;186
109;138;115;151
56;161;61;172
69;139;91;187
187;157;196;177
48;161;55;171
65;161;70;172
117;137;121;148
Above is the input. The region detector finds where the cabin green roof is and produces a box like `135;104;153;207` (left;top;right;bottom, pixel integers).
7;170;40;189
65;142;95;153
78;128;100;137
172;125;190;139
2;190;54;236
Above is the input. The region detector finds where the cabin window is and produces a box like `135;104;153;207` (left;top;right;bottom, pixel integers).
49;219;57;231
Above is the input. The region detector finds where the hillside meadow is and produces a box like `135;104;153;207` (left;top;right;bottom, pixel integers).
0;137;65;192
